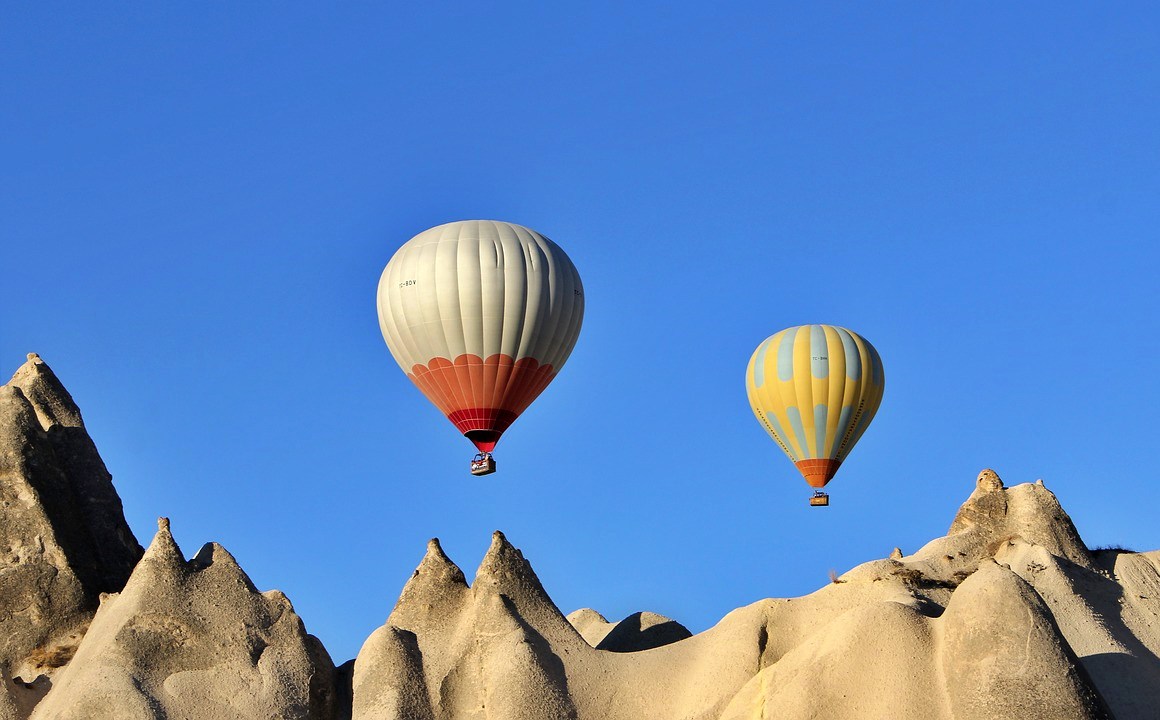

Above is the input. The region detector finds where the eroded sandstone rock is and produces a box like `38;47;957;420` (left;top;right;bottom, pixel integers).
0;355;142;715
30;519;338;720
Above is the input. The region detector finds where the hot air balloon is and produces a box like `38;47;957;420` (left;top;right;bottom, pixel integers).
377;220;584;475
745;325;884;506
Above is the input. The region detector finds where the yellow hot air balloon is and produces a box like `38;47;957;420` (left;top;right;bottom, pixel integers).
745;325;884;506
377;220;584;475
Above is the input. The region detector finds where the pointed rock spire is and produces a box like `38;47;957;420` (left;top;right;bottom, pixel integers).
949;469;1009;535
2;354;141;592
1;355;143;713
977;468;1004;492
190;542;260;594
8;353;85;431
472;531;579;646
36;522;338;720
417;538;467;585
387;537;470;631
474;530;550;599
132;517;186;590
143;517;182;563
947;470;1092;569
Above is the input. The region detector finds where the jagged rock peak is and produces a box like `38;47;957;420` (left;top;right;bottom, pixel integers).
136;521;261;600
416;537;466;583
469;530;576;641
140;516;184;569
192;541;235;567
0;354;142;590
1;354;144;715
977;468;1004;491
191;542;261;593
408;537;467;586
387;537;470;630
32;521;339;720
935;470;1094;571
8;353;84;431
489;529;509;548
478;530;526;576
474;530;547;594
132;526;273;603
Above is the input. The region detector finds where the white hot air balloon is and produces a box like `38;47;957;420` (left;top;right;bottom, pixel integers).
377;220;584;474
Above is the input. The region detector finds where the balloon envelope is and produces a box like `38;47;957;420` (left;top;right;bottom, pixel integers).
745;325;884;488
377;220;584;452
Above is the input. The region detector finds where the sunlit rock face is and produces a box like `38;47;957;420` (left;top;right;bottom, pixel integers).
5;355;1160;720
0;355;143;718
29;519;339;720
944;469;1094;569
350;469;1147;720
354;532;583;720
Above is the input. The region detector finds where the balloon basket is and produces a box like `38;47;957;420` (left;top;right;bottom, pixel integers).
470;453;497;476
809;491;830;507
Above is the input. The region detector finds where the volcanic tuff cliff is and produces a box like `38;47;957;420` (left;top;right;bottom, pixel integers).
3;354;1159;719
0;354;142;718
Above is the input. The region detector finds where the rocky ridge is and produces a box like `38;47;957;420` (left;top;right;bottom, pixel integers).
3;354;1159;719
29;518;337;720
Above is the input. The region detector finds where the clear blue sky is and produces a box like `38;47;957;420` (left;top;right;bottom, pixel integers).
4;4;1158;663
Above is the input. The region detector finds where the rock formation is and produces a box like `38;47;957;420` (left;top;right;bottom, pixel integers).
350;469;1159;719
29;518;338;720
1;356;336;720
566;609;691;652
354;533;582;720
5;354;1160;719
0;354;142;717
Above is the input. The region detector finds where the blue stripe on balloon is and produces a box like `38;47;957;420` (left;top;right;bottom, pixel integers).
777;327;797;382
836;327;861;381
753;336;772;388
787;406;808;457
867;340;881;384
763;409;798;462
814;404;828;459
810;325;829;378
844;413;865;457
835;404;855;458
